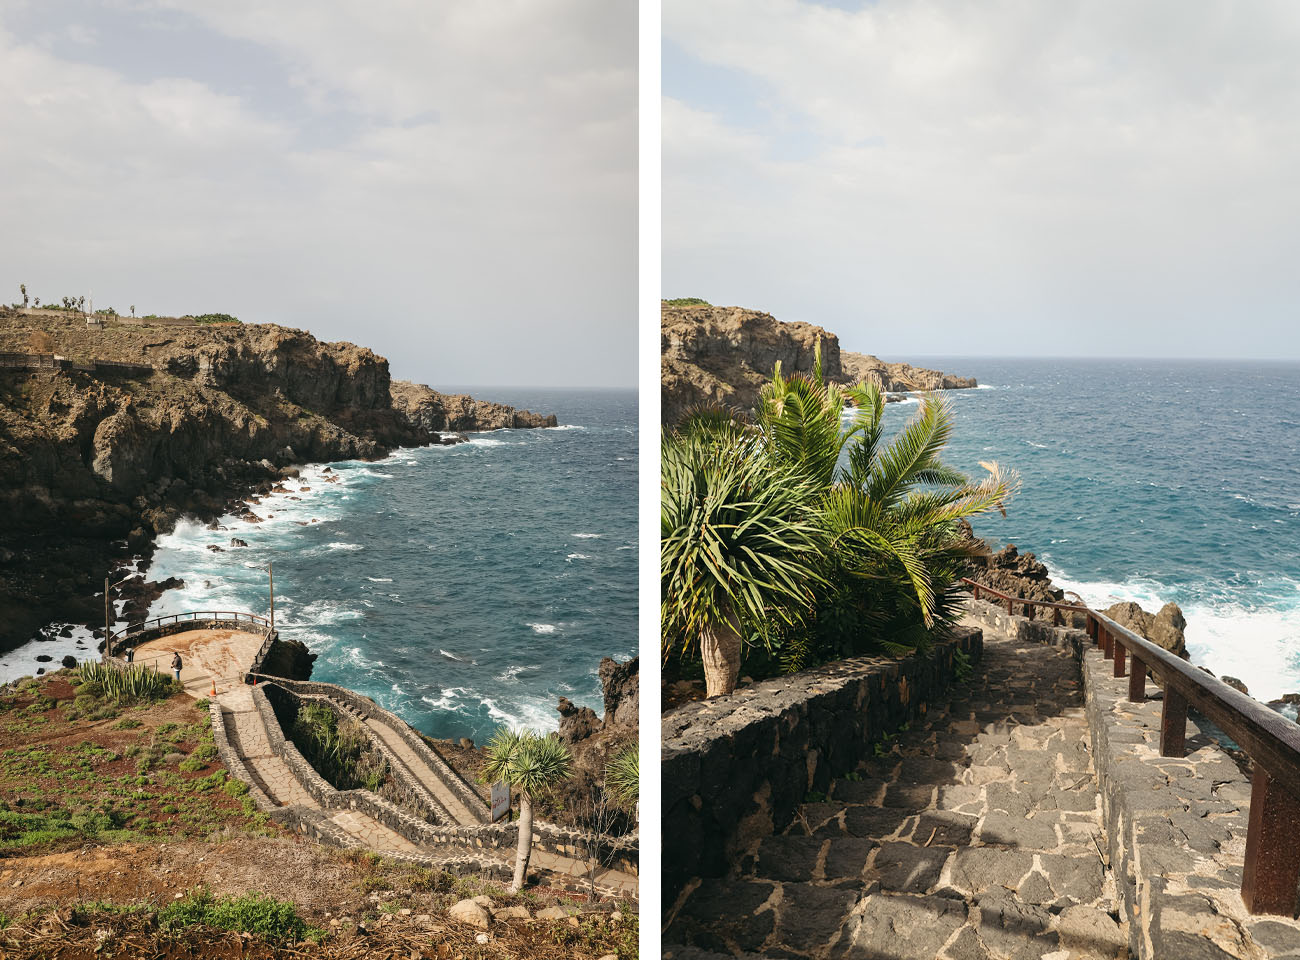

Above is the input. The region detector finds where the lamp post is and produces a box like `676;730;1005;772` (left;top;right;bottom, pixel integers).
103;574;132;662
268;561;274;631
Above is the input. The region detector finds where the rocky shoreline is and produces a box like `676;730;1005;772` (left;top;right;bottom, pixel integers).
661;302;977;424
961;524;1298;713
0;309;558;655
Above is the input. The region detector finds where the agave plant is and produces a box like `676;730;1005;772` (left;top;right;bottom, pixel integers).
661;416;825;697
77;660;177;703
758;345;1019;667
480;727;572;892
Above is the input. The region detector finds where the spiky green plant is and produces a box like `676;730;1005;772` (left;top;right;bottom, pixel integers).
661;416;825;697
604;745;638;812
479;728;572;892
76;661;178;703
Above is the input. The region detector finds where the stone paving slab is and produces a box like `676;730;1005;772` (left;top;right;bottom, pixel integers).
665;618;1127;960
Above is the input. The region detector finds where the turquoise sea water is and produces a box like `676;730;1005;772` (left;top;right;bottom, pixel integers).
141;388;637;741
881;358;1300;701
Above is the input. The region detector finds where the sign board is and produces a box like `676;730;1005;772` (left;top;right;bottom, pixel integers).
491;781;511;823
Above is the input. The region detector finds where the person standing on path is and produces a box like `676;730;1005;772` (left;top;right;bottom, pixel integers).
171;651;182;682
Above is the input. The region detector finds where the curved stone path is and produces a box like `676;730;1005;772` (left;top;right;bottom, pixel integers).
664;617;1128;960
130;627;638;899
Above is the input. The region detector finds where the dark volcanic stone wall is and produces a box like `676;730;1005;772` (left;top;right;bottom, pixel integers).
661;626;982;900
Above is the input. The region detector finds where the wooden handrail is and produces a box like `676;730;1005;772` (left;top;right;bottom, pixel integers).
964;576;1300;914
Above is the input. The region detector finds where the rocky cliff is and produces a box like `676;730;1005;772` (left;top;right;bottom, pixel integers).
0;309;557;653
661;303;976;424
390;381;557;432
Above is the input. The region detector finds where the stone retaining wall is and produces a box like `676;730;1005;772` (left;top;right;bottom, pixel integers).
1082;643;1300;958
206;699;282;818
250;682;637;891
661;625;983;900
257;675;487;823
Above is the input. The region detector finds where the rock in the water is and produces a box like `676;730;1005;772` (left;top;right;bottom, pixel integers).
207;544;224;552
61;655;76;669
230;538;248;548
1103;601;1188;659
448;899;490;929
1221;676;1249;695
391;381;557;434
256;638;317;681
35;655;52;662
599;656;639;729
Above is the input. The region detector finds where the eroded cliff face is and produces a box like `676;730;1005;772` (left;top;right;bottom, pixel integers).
661;303;976;424
390;381;558;432
0;310;556;652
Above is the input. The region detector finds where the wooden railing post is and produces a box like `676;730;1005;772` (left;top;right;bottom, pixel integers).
972;584;980;600
1052;608;1062;626
1160;687;1188;757
1005;597;1013;614
1114;640;1127;678
1128;658;1146;701
1242;766;1300;915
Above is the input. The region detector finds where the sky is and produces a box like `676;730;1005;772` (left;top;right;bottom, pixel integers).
0;0;636;388
664;0;1300;361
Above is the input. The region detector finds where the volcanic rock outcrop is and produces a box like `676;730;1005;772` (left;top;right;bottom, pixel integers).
0;309;557;652
661;302;976;424
390;381;557;432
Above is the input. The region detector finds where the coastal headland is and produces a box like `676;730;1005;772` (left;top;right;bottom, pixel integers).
660;301;976;424
0;308;557;655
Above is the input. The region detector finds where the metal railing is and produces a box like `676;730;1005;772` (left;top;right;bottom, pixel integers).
108;610;271;643
963;577;1300;915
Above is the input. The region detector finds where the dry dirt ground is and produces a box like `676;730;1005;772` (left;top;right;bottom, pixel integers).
0;673;636;959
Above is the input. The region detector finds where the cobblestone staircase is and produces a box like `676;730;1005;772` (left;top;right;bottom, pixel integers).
664;618;1129;959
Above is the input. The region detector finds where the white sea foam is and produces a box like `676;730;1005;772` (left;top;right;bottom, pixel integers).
572;533;602;539
550;424;585;431
480;695;558;733
366;577;393;583
0;624;99;684
1045;565;1300;703
439;649;470;663
528;623;557;634
566;553;590;561
326;542;363;552
976;384;996;390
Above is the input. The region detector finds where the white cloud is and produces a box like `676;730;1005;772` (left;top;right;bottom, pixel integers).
664;0;1300;357
0;1;636;386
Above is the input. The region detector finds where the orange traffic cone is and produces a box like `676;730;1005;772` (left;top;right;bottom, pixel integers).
211;677;217;697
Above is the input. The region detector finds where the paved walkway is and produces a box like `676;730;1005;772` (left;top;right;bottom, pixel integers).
664;619;1127;959
360;711;484;825
131;627;639;899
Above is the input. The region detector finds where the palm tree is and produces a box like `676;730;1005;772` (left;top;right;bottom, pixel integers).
758;346;1018;665
480;728;572;893
661;416;825;697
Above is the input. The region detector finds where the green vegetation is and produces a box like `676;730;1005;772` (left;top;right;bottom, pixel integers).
662;345;1019;694
480;727;573;893
289;702;387;792
661;412;824;696
604;745;639;811
190;313;240;324
159;888;323;943
662;297;711;306
76;661;180;705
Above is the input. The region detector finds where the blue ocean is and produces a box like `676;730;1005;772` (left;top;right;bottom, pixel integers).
878;358;1300;702
132;387;636;742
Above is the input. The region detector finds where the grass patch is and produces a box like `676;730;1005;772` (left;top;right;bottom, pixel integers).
159;888;322;942
662;297;710;306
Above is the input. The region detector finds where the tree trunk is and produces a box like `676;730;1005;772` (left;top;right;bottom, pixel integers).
510;793;534;893
700;608;744;698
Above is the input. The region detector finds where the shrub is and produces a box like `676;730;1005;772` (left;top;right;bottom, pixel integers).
662;297;711;306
